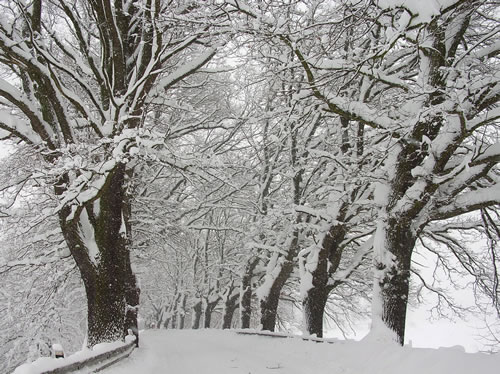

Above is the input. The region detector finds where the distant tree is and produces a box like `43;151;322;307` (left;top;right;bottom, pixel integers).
224;0;376;338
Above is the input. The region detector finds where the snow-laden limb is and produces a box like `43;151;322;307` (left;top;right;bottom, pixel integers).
432;185;500;221
377;0;461;24
472;143;500;165
0;79;54;146
466;107;500;133
313;59;410;92
0;109;43;144
256;251;283;302
148;46;217;99
331;235;374;285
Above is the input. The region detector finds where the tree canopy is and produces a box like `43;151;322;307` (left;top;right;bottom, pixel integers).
0;0;499;367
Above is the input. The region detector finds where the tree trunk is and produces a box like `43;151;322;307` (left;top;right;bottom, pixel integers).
240;258;259;329
155;308;163;329
124;274;140;347
259;285;281;331
259;232;299;332
204;305;212;328
59;164;139;347
204;299;219;328
192;299;203;329
171;293;181;329
222;294;239;329
374;218;415;345
302;222;346;337
171;311;177;329
259;258;295;331
179;293;187;329
163;312;171;329
303;287;329;338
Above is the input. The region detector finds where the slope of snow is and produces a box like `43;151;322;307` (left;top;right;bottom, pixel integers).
102;329;499;374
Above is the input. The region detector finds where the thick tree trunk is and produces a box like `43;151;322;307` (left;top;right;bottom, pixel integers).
302;223;346;337
124;255;140;346
240;258;259;329
222;294;239;329
179;293;187;329
59;164;139;347
192;299;203;329
259;285;281;331
375;218;415;345
204;299;219;328
303;287;329;338
259;231;300;332
171;293;181;329
259;258;295;331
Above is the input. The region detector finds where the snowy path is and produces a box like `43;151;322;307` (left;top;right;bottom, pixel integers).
101;329;500;374
102;330;317;374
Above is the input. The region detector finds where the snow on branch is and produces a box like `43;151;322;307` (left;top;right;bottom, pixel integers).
470;143;500;166
149;47;217;99
432;185;500;221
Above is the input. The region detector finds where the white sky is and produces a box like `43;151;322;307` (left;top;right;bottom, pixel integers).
0;140;14;158
322;306;489;353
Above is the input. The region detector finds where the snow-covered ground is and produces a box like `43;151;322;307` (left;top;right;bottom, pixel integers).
102;329;499;374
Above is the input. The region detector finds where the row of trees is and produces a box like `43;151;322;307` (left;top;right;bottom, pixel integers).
0;0;499;368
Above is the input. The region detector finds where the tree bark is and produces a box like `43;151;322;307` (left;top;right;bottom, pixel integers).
204;298;219;328
302;287;329;338
192;299;203;329
204;304;212;328
302;222;346;337
171;293;181;329
259;227;300;331
222;294;239;329
179;293;187;329
59;164;139;347
376;218;415;345
240;258;259;328
259;256;295;331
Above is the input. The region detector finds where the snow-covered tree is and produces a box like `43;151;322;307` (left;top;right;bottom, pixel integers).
227;0;500;344
0;0;223;346
281;0;500;344
224;0;377;338
364;0;500;344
